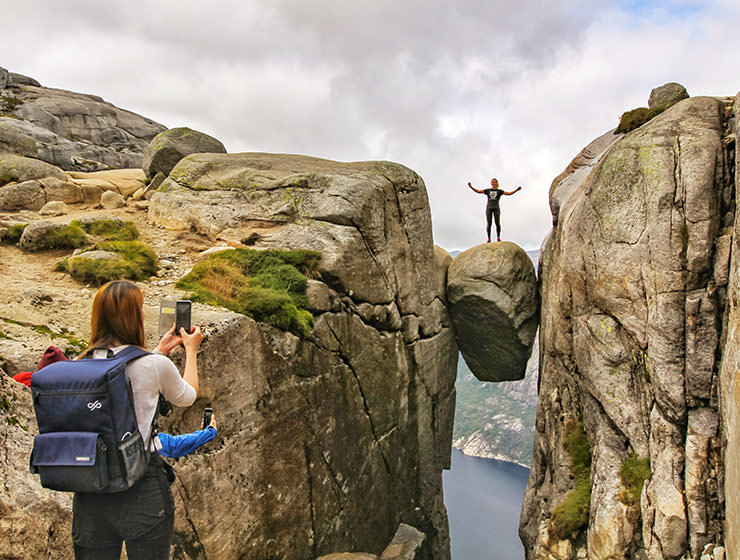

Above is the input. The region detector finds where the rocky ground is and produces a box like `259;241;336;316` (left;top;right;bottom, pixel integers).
0;200;220;373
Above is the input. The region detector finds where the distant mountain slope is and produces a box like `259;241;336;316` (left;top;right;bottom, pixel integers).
452;337;538;466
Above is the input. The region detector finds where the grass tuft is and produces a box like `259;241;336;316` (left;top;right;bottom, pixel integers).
615;106;665;134
72;219;139;241
56;241;157;285
550;419;592;541
0;173;19;187
176;247;320;337
36;224;88;250
1;223;27;245
619;453;651;506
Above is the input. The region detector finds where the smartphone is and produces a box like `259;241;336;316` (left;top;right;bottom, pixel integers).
203;407;213;428
158;300;176;337
175;300;191;334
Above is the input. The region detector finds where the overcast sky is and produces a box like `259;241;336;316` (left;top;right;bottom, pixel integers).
3;0;740;251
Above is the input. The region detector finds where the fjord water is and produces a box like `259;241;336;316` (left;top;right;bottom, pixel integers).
443;448;530;560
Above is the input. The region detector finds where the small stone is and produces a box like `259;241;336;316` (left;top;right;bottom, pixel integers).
131;186;146;201
38;200;68;216
648;82;689;110
100;190;125;209
18;210;39;220
77;214;123;226
70;250;119;262
195;246;233;262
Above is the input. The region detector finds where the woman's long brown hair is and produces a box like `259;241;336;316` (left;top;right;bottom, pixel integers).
81;280;147;356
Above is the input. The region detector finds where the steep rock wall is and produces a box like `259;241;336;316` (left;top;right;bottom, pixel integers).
147;153;457;559
521;96;735;559
0;150;457;558
718;94;740;560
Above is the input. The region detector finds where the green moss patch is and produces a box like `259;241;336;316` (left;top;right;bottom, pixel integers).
72;219;139;241
36;223;88;250
0;172;19;186
615;106;665;134
619;453;651;506
1;223;27;245
0;318;87;358
56;241;157;286
550;420;592;541
1;95;24;111
176;248;321;337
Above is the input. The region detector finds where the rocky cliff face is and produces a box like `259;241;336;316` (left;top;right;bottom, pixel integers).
147;152;458;559
521;92;735;559
0;66;165;171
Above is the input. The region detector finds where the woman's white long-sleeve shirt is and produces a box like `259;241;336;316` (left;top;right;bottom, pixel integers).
93;346;196;450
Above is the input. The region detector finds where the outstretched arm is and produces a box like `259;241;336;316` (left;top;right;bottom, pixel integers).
467;181;485;194
503;186;522;196
157;426;217;459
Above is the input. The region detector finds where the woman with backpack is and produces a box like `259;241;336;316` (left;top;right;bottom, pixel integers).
72;279;203;560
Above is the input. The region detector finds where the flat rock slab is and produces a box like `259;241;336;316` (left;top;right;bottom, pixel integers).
447;242;538;382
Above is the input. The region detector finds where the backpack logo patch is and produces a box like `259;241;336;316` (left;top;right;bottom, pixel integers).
87;400;102;411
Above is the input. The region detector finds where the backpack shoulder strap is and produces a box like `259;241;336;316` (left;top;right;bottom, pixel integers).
113;345;150;364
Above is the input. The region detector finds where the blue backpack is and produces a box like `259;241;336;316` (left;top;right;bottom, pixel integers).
30;346;154;493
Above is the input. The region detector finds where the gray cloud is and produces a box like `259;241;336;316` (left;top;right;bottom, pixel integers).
2;0;738;250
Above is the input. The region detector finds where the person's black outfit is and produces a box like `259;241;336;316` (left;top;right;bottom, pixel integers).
484;188;503;241
72;454;175;560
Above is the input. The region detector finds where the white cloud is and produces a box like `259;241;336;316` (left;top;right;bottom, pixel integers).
1;0;738;251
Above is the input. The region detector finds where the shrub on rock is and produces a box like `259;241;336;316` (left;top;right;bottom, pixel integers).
176;248;320;337
18;221;87;251
615;106;665;134
56;241;157;285
549;420;592;541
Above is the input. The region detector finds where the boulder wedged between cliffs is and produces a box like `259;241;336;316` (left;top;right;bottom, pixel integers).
447;241;539;383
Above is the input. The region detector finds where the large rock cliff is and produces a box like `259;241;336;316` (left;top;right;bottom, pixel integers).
0;66;165;171
148;152;458;559
0;153;457;559
521;92;736;559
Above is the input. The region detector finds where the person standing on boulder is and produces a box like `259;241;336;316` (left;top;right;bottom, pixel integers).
467;178;522;242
